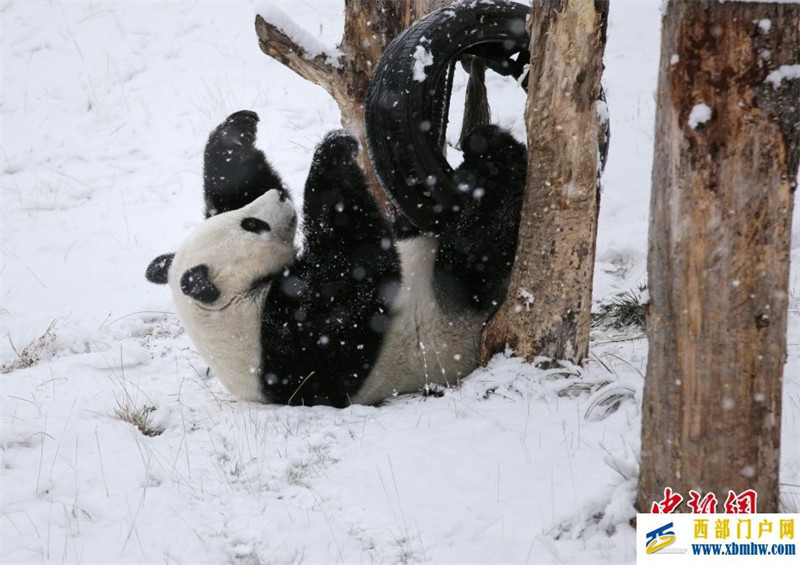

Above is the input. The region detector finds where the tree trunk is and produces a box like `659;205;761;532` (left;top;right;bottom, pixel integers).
459;57;491;148
480;0;609;365
637;0;800;514
255;0;451;211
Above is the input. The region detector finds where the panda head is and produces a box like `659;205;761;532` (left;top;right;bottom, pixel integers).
146;187;297;310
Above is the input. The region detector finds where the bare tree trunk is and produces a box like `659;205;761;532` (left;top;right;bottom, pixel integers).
459;57;491;148
255;0;450;210
480;0;609;365
637;0;800;513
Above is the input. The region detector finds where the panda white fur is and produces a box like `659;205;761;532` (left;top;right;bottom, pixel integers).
163;188;298;402
147;111;526;406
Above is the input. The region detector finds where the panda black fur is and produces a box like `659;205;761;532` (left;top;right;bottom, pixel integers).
147;111;526;407
203;110;287;217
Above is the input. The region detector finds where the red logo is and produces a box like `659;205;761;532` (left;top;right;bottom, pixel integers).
650;488;757;514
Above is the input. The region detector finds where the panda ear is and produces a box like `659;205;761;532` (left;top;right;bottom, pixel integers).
146;253;175;284
180;265;220;304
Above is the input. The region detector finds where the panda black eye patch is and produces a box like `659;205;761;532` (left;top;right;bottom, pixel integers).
241;217;271;235
180;265;220;304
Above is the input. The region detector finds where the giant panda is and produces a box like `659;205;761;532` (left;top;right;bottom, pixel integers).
147;110;526;407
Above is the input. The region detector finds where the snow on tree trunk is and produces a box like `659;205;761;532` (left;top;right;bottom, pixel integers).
480;0;609;365
637;0;800;514
255;0;451;211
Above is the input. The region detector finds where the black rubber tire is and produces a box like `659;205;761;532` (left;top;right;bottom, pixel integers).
365;0;530;232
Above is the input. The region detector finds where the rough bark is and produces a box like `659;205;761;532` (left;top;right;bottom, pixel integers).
255;0;451;211
637;0;800;513
459;57;491;148
480;0;609;365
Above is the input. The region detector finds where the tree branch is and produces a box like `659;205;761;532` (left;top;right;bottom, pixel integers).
254;14;339;92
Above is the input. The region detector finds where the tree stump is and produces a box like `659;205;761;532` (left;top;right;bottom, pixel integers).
480;0;609;365
637;0;800;513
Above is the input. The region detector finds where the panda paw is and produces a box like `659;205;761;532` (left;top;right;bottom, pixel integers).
461;125;522;161
302;129;385;246
455;125;527;204
311;130;360;170
203;110;286;217
208;110;259;151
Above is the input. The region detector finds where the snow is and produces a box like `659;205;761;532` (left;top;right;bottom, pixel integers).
412;39;434;83
759;18;772;33
688;102;713;129
517;288;536;311
256;3;343;67
766;64;800;87
1;1;799;564
596;99;609;126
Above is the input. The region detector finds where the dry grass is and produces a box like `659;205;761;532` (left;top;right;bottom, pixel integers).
1;321;57;374
592;284;648;332
113;401;164;437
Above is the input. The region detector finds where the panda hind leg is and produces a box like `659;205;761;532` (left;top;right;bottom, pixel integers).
259;130;401;407
302;130;394;256
203;110;288;218
434;125;527;313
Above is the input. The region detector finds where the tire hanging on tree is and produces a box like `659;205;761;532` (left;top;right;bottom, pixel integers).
365;0;530;232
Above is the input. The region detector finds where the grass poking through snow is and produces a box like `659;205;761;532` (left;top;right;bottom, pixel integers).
592;284;648;332
1;320;57;374
113;401;163;437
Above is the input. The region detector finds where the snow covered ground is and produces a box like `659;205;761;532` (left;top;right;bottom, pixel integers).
1;1;797;563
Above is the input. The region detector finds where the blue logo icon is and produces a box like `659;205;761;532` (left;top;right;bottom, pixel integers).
646;522;676;554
